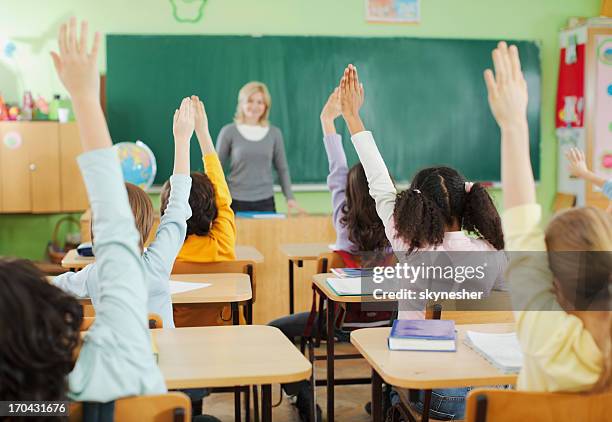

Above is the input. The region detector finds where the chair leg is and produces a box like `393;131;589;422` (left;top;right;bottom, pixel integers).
253;386;260;422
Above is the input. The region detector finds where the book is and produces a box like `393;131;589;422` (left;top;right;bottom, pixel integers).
388;319;456;351
326;277;365;296
169;280;211;295
330;268;373;278
235;211;286;219
464;331;523;374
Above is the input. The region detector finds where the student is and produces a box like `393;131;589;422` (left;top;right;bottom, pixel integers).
0;18;165;404
485;42;612;391
161;96;237;328
338;65;507;420
162;96;236;264
53;96;194;329
565;147;612;212
268;88;392;422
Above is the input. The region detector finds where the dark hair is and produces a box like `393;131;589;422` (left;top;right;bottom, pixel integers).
0;258;82;404
340;163;390;256
161;172;218;237
393;166;504;252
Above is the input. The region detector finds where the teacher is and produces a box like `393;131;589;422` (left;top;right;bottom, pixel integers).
216;81;304;214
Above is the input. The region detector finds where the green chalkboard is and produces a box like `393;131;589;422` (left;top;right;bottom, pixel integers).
106;35;540;185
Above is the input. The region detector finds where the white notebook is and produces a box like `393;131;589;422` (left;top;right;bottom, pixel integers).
326;277;365;296
464;331;523;374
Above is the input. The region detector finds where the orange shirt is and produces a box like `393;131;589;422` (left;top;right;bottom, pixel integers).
176;154;236;263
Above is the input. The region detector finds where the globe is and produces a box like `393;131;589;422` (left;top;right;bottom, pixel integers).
113;141;157;190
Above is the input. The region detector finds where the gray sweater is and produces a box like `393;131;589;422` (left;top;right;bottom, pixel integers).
216;123;295;201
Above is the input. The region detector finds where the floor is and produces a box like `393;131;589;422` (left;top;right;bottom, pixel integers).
202;342;374;422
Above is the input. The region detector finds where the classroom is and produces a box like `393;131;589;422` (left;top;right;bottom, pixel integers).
0;0;611;421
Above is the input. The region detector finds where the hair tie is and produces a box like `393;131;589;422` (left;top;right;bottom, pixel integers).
413;189;421;194
464;182;474;193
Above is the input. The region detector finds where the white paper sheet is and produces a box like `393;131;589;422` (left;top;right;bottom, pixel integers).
169;280;211;295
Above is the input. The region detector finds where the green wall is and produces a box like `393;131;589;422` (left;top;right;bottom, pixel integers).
0;0;601;260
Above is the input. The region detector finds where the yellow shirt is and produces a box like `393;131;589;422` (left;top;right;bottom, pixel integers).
177;154;236;263
503;204;602;392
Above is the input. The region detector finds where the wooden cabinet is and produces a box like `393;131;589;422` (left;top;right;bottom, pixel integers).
0;121;88;213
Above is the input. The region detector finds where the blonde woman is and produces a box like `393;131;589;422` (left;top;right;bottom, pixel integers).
216;81;304;213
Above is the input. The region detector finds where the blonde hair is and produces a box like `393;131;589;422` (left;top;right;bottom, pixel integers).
234;81;271;126
125;183;154;251
545;207;612;391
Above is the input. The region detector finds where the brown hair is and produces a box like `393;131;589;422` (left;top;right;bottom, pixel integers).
0;258;82;403
125;183;154;250
393;166;504;253
545;207;612;391
341;163;390;257
161;172;218;237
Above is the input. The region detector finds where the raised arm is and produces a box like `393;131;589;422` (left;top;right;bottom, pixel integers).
194;96;237;256
565;147;612;198
484;42;534;209
52;18;164;400
321;88;353;251
144;98;193;290
341;65;398;243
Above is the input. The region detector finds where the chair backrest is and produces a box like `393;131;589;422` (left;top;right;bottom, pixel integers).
69;392;191;422
465;389;612;422
81;313;163;331
172;259;256;301
426;290;515;324
316;252;347;273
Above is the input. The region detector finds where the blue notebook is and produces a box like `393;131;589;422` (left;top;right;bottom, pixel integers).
235;211;286;219
388;319;456;352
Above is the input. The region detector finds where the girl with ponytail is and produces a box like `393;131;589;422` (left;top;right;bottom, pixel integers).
338;64;508;421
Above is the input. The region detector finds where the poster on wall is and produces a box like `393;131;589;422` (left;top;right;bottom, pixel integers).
366;0;420;23
593;35;612;183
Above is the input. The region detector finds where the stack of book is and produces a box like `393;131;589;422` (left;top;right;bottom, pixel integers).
388;320;456;351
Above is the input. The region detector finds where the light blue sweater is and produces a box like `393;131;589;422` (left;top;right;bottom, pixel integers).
54;175;192;329
68;148;166;402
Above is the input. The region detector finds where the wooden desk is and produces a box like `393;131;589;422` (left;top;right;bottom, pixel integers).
61;249;94;271
280;243;330;314
154;325;312;422
81;210;337;323
311;273;392;422
61;246;262;271
351;323;518;422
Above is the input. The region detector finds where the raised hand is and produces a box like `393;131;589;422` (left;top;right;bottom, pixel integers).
484;42;528;130
485;42;535;209
565;147;589;178
173;97;194;145
192;95;209;139
321;88;342;122
339;64;366;135
50;18;101;100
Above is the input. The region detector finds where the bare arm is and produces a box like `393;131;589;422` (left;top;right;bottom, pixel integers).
484;42;535;209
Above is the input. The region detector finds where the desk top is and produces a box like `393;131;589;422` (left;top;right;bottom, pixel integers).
170;273;251;304
61;245;264;270
280;243;331;261
47;273;251;305
350;323;517;389
154;325;312;389
312;273;384;303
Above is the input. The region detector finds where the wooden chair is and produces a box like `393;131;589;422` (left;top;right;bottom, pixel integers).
69;392;191;422
171;260;255;326
426;290;515;324
465;389;612;422
81;313;163;331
